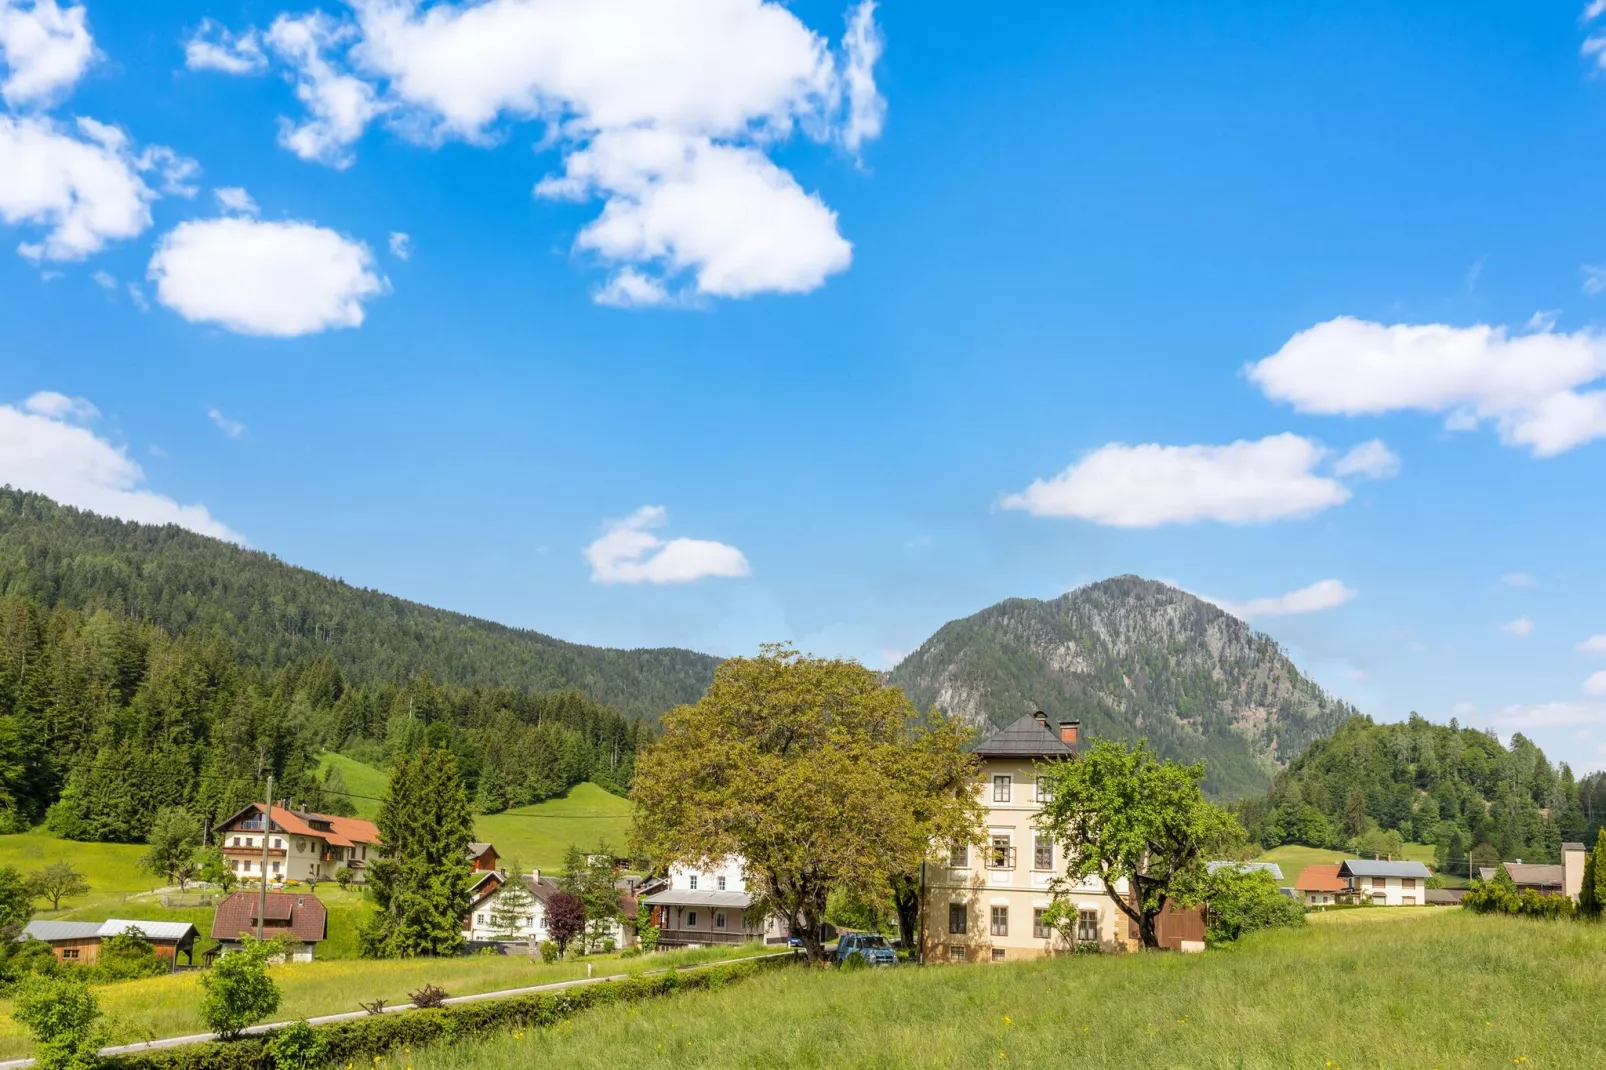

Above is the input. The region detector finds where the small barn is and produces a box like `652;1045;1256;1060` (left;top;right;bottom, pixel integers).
19;919;198;968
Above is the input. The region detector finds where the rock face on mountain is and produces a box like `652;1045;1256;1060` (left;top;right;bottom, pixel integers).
888;576;1355;799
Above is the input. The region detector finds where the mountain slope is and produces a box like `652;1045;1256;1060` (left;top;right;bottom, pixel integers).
889;575;1355;799
0;489;718;720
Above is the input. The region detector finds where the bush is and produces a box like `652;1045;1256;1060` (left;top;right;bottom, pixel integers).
407;985;448;1009
333;868;352;891
13;974;104;1070
88;927;170;983
199;939;281;1039
265;1021;323;1070
1204;868;1306;945
538;941;558;965
838;950;867;971
105;957;787;1070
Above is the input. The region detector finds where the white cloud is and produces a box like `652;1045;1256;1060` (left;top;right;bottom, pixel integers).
1493;701;1606;729
387;230;409;259
1527;309;1560;332
1586;264;1606;295
1332;438;1400;479
183;19;267;74
194;0;883;301
0;116;193;261
1500;616;1535;637
1000;433;1384;527
89;267;112;289
0;394;241;542
1585;671;1606;697
1580;634;1606;654
593;266;670;308
1589;1;1606;22
214;187;258;215
148;216;386;337
1248;317;1606;457
23;389;95;420
584;505;750;585
207;408;245;438
1208;579;1358;621
0;0;96;107
1501;572;1535;588
125;281;147;310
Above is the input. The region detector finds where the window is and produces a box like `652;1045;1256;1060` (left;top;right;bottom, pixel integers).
689;875;698;890
1401;878;1415;890
1034;778;1053;803
715;911;727;930
686;911;698;927
948;944;967;962
62;949;80;961
245;837;254;848
243;861;252;873
1033;836;1053;870
1077;910;1099;944
273;838;283;850
992;775;1011;803
717;876;726;891
231;859;240;872
476;914;486;926
232;837;241;847
1402;897;1417;906
1032;909;1051;940
948;842;969;868
987;835;1014;870
271;860;281;873
948;903;967;935
990;906;1008;937
991;948;1007;962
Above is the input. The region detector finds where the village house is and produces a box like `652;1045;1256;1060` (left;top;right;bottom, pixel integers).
1293;864;1348;907
462;867;635;948
920;712;1201;962
1338;859;1433;905
212;803;380;885
642;858;789;947
209;890;328;962
1478;843;1587;899
465;842;499;872
19;919;198;968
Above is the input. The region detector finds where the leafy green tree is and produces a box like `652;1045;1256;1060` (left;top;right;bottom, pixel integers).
139;808;201;887
88;927;169;982
196;847;236;894
0;866;34;935
1470;842;1501;877
635;900;659;953
1036;739;1240;949
1203;867;1305;944
199;938;280;1039
631;645;983;964
360;748;473;958
23;864;88;912
560;845;620;953
487;862;537;939
11;974;103;1070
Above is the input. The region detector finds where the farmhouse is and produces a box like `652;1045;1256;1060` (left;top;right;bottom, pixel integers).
213;803;380;884
642;858;790;947
19;919;198;968
209;890;328;962
1293;864;1347;907
461;868;566;943
465;842;499;872
1478;845;1587;899
1338;859;1433;905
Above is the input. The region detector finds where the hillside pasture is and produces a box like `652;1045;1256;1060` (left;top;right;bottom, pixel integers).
473;783;634;873
397;910;1606;1070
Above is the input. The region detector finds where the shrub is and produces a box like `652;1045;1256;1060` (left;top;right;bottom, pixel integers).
838;950;868;971
635;902;659;954
265;1021;324;1070
408;985;448;1009
538;941;558;965
1204;868;1306;945
199;939;281;1039
333;868;352;891
89;927;170;983
13;974;103;1070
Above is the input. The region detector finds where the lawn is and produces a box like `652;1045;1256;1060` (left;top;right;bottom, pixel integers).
316;753;392;819
473;783;633;874
1252;841;1456;885
0;944;771;1060
397;911;1606;1070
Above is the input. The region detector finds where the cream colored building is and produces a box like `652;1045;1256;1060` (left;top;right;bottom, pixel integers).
922;713;1132;962
214;804;379;885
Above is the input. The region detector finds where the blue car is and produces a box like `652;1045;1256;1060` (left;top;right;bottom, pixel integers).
835;932;897;967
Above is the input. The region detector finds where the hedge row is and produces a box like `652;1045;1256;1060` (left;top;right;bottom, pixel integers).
106;957;785;1070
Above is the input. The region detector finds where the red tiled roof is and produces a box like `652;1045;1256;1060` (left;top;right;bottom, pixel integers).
217;804;379;849
1294;864;1347;892
210;891;328;944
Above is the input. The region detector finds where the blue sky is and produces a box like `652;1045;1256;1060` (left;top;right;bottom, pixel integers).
4;0;1606;771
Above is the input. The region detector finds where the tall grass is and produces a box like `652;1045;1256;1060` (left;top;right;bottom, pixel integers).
397;911;1606;1069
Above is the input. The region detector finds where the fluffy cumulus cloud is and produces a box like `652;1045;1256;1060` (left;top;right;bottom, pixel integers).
0;0;96;107
1000;433;1394;528
190;0;884;302
0;116;195;261
183;18;268;74
147;216;386;336
214;186;258;214
1581;634;1606;654
0;392;241;542
1500;616;1535;638
1247;317;1606;457
1586;671;1606;697
584;505;750;585
1207;579;1358;622
1492;701;1606;730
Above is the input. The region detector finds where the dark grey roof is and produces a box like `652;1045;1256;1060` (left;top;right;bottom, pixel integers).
1426;888;1465;904
973;714;1077;758
1563;842;1587;851
1207;861;1284;881
642;889;753;909
466;842;495;858
1339;859;1432;879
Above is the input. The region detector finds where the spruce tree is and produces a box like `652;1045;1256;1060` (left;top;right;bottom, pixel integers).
360;748;473;957
486;862;536;939
1581;829;1606;920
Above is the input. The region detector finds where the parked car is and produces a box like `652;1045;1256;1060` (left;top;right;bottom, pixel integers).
835;932;896;967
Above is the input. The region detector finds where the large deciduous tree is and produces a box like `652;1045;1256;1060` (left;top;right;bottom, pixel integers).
140;808;201;887
23;863;88;911
360;748;473;958
1036;739;1239;949
631;645;982;963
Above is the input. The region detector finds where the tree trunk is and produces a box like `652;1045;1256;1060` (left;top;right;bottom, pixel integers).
1137;910;1160;949
797;892;830;964
890;872;920;951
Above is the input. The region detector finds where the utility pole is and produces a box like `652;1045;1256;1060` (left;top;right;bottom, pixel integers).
258;774;274;941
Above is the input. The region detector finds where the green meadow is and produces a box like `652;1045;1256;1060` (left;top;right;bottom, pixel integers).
398;910;1606;1070
472;783;634;874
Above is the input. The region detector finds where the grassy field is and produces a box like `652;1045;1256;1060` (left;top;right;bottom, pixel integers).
474;783;633;873
1252;841;1455;885
316;753;391;819
396;910;1606;1070
0;943;769;1059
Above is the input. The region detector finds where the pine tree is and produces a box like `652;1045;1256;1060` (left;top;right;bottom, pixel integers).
486;862;536;939
1581;828;1606;920
360;748;473;958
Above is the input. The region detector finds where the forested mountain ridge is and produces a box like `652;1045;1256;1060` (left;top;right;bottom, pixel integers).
889;576;1356;799
0;488;719;720
1238;714;1606;871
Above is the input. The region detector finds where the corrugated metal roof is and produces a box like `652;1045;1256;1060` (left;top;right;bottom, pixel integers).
1207;861;1284;881
20;921;101;942
642;889;753;908
97;919;198;941
1338;860;1433;879
973;714;1078;758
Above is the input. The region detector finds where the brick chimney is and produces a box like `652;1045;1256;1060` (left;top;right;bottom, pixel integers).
1059;720;1079;746
1032;710;1049;729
